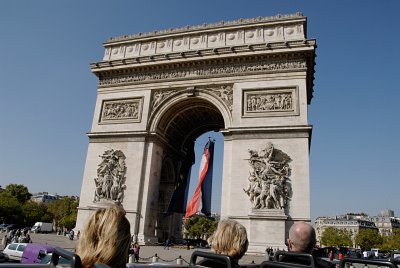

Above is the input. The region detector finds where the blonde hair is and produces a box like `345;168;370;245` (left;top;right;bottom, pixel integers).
76;205;131;268
208;219;248;260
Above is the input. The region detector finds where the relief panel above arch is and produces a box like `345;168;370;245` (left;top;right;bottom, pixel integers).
99;97;144;124
242;87;299;118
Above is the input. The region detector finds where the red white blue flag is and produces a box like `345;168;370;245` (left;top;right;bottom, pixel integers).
185;139;214;219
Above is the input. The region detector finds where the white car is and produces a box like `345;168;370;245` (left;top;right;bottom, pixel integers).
3;243;28;262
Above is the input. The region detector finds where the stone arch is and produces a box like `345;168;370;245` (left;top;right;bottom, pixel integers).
149;88;231;130
77;13;316;253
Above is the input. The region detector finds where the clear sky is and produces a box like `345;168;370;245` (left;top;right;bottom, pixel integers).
1;1;399;222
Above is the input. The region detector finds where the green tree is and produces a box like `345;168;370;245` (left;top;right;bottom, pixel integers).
321;227;340;247
184;215;218;240
355;228;383;250
321;227;353;247
0;191;23;223
4;184;32;204
380;229;400;250
21;201;49;226
337;229;353;247
47;197;79;229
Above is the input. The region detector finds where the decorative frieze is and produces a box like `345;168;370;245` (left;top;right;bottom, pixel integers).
242;87;298;117
243;142;292;211
98;59;306;87
103;13;306;61
93;149;127;204
99;98;143;123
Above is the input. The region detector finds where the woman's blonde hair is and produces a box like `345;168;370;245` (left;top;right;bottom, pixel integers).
208;219;248;260
76;204;131;268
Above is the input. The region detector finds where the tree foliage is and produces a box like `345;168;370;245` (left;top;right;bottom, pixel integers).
47;197;79;229
0;191;23;223
321;227;352;247
4;184;32;204
0;183;78;229
21;201;51;226
355;228;383;250
380;229;400;251
184;215;218;240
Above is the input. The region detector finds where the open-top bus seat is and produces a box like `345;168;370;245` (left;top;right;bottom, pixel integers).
189;250;238;268
271;251;315;268
339;258;398;268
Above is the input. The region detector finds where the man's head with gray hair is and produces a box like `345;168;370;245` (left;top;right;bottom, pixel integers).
287;221;316;253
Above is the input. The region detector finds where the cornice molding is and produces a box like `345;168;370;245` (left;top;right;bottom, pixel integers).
91;39;316;72
100;13;309;62
105;12;305;44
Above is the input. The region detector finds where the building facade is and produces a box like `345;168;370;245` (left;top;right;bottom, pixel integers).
31;192;59;203
315;211;400;247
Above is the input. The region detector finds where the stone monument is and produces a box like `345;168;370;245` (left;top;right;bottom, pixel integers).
75;12;316;253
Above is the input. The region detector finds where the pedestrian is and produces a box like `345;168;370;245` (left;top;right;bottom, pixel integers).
133;242;140;262
1;233;7;249
328;250;334;262
69;229;74;240
77;230;80;240
164;238;170;250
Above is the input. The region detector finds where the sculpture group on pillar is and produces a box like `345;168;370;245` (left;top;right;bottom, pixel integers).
94;149;127;204
243;142;291;210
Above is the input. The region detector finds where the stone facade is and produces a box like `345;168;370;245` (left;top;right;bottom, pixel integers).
76;12;316;253
314;212;400;247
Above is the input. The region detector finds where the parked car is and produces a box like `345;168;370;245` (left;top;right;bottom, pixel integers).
20;243;55;264
5;224;18;232
2;243;28;262
0;224;7;231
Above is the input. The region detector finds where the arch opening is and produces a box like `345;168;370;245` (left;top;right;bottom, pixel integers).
155;98;225;242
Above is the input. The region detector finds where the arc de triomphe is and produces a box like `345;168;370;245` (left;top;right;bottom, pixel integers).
75;12;316;252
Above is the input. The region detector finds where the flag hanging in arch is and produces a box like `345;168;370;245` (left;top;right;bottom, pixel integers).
185;139;215;219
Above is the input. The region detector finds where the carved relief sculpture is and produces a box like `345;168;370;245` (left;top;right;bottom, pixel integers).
99;59;306;87
100;98;141;122
243;87;298;117
94;149;127;204
151;90;175;111
209;85;233;111
246;92;292;112
243;142;291;210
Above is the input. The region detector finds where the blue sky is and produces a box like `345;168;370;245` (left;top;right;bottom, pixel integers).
1;1;399;222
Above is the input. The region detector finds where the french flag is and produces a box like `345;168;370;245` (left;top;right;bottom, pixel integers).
185;139;215;219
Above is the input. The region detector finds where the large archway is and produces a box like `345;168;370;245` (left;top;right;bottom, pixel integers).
152;96;225;241
76;13;316;252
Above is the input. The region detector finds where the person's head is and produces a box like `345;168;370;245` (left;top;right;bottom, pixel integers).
208;219;248;260
76;204;131;268
287;221;316;253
